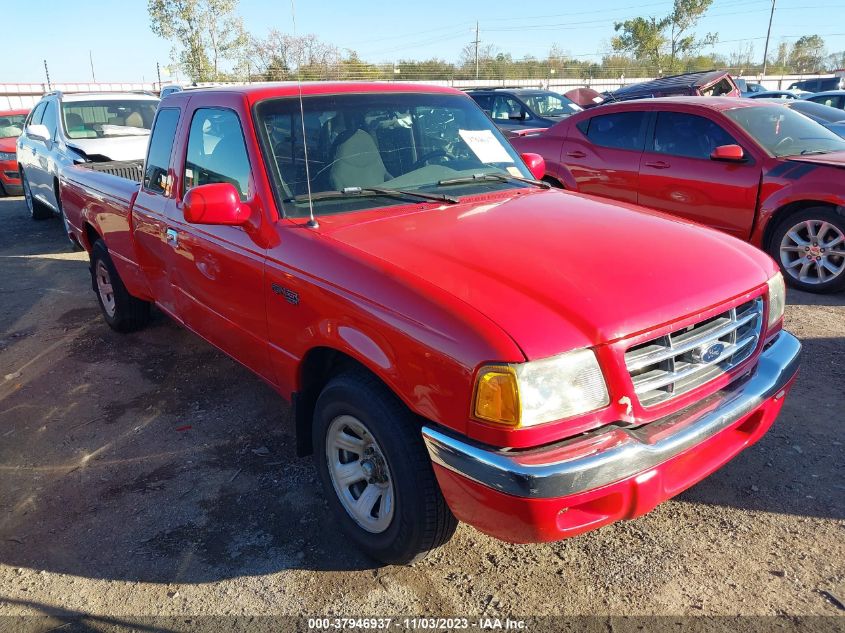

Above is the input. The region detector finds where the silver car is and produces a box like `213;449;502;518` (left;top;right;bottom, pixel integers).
16;91;159;230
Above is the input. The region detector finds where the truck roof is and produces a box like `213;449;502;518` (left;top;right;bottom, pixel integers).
161;81;464;105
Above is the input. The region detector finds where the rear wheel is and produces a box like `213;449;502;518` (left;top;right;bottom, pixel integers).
22;170;51;220
770;208;845;293
313;370;457;565
90;239;151;332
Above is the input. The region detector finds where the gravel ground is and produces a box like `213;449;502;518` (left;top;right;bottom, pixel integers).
0;195;842;628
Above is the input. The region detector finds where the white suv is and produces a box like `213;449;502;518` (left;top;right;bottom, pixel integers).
16;91;159;226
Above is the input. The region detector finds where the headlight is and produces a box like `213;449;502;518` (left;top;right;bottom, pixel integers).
0;151;15;161
473;348;610;428
767;272;786;329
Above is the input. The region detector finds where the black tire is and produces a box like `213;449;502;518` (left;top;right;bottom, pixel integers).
0;181;6;197
313;370;457;565
22;170;52;220
90;239;151;332
769;207;845;294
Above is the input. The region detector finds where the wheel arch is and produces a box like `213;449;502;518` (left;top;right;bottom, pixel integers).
762;200;844;251
293;346;409;458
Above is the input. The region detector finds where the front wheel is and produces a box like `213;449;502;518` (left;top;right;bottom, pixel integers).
313;371;457;565
90;239;151;332
22;170;52;220
770;208;845;294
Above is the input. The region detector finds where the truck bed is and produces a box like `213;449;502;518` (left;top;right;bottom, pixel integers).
78;159;144;183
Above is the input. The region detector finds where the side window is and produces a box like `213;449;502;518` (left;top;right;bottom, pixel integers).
41;101;58;137
653;112;738;159
491;95;525;121
585;111;648;151
184;108;250;201
28;102;47;126
575;118;590;136
143;108;181;194
471;95;493;113
702;78;734;97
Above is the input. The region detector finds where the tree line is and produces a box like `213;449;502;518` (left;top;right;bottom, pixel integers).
148;0;845;84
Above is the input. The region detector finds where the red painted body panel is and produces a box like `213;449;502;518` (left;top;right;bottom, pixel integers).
57;84;795;543
434;374;794;543
0;109;28;194
512;97;845;249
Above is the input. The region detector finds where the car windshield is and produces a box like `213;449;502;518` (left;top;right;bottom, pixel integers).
61;99;158;139
521;92;582;116
254;92;535;218
0;114;26;138
725;105;845;157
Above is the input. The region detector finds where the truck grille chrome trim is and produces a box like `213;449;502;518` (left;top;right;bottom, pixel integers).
625;298;764;407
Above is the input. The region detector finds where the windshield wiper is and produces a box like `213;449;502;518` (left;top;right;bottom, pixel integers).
437;172;550;189
798;149;833;155
285;186;458;205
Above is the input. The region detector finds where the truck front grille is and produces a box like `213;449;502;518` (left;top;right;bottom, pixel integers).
625;298;764;407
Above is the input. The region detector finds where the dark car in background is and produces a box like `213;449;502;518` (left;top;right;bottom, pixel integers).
466;88;582;135
759;98;845;138
788;76;844;92
734;77;766;96
804;90;845;111
603;70;740;102
747;90;806;100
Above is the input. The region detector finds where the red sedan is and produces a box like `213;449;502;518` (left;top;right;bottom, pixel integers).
0;108;27;196
512;97;845;293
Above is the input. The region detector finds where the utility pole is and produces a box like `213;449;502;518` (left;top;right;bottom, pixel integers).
89;50;96;82
762;0;776;77
473;22;480;80
156;62;162;89
44;59;52;90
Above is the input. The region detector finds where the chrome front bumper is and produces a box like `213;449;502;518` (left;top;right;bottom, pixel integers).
422;331;801;499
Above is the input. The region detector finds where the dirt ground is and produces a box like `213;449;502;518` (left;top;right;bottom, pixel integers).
0;195;843;627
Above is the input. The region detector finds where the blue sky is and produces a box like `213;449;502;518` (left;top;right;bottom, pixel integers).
4;0;845;84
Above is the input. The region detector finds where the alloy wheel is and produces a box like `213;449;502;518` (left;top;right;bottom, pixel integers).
95;260;117;318
779;219;845;286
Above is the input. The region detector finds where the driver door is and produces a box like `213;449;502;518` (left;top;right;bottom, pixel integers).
637;111;761;239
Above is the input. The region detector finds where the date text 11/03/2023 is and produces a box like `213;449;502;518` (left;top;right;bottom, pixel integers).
307;617;527;630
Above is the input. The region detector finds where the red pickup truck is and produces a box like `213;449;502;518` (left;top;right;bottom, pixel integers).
60;83;800;564
511;97;845;293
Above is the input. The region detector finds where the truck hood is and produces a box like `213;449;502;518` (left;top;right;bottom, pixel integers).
784;150;845;169
66;135;150;161
320;189;776;360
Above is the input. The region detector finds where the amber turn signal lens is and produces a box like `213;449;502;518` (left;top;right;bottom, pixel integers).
473;366;520;426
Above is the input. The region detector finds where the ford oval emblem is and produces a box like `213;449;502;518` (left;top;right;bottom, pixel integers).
695;342;725;363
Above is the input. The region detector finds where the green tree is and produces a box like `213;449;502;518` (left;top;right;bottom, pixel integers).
148;0;247;82
612;0;717;74
788;35;826;73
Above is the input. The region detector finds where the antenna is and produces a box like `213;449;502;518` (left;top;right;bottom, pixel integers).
290;0;318;229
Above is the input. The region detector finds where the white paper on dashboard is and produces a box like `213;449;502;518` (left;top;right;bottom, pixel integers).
459;129;514;163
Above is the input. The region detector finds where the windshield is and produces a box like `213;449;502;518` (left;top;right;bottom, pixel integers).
255;92;534;218
0;114;26;138
61;99;158;139
725;105;845;157
521;92;582;116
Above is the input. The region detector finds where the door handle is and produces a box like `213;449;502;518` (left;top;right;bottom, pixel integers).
644;160;671;169
165;228;178;248
567;150;586;158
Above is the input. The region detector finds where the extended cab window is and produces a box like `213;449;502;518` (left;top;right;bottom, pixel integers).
143;108;180;194
585;111;647;151
653;112;738;159
184;108;251;201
